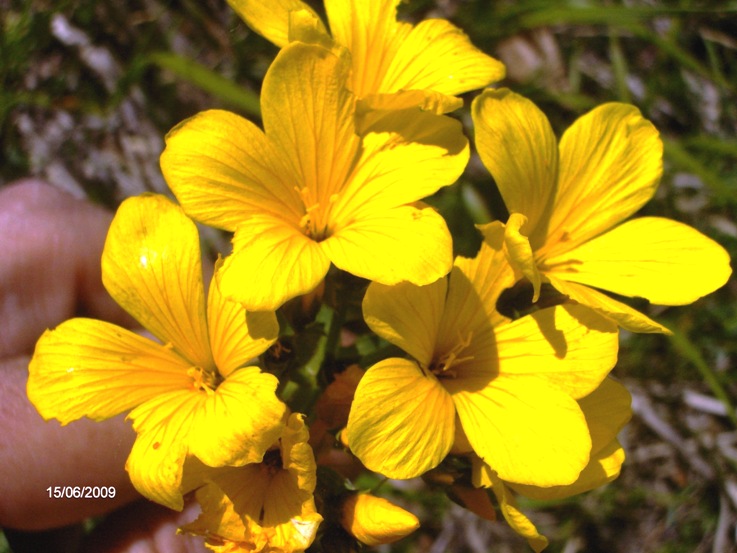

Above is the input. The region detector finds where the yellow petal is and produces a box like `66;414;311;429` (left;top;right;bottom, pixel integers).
281;413;319;495
579;377;632;453
382;18;505;96
345;358;456;479
181;464;265;543
429;236;517;383
508;378;630;500
263;474;323;552
510;439;626;501
28;318;191;424
448;375;591;487
188;367;287;468
161;109;302;232
327;3;499;102
102;194;212;368
322;205;453;287
260;414;322;552
262;41;361;214
287;9;334;47
484;470;548;552
362;278;447;368
501;213;543;302
433;267;503;374
358;90;463;116
476;220;536;310
547;275;671;334
183;414;322;552
207;267;279;378
341;493;420;546
472;89;558;246
226;0;325;47
542;103;662;257
218;213;331;311
455;223;517;329
324;0;407;97
490;304;618;399
543;217;732;305
332;109;469;224
126;390;203;510
471;455;494;488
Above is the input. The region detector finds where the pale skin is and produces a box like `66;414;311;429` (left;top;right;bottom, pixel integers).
0;180;206;552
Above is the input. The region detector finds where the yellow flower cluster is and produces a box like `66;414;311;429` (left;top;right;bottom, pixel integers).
27;1;731;552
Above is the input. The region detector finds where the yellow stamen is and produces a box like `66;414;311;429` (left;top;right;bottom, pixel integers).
539;257;583;273
295;185;330;239
187;366;219;394
431;331;474;376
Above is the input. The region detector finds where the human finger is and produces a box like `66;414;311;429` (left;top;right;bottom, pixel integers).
0;355;139;530
0;179;134;359
81;499;207;553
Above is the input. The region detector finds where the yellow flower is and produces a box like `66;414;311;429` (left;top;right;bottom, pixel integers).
226;0;505;113
473;377;633;552
345;225;619;487
161;41;468;311
181;413;322;553
27;194;287;510
473;88;732;333
340;492;420;547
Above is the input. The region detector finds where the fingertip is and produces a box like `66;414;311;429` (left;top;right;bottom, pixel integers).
81;499;207;553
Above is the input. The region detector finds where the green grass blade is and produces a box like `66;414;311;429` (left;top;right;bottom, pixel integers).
147;52;261;117
663;139;732;198
669;327;737;429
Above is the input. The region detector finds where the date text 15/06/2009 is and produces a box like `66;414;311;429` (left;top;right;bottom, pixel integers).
47;486;116;499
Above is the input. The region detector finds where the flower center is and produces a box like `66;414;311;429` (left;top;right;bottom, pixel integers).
255;447;285;524
295;186;339;241
261;447;284;477
430;331;474;379
187;366;221;394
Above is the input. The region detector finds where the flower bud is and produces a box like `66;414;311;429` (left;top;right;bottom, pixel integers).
340;493;420;546
315;365;364;430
